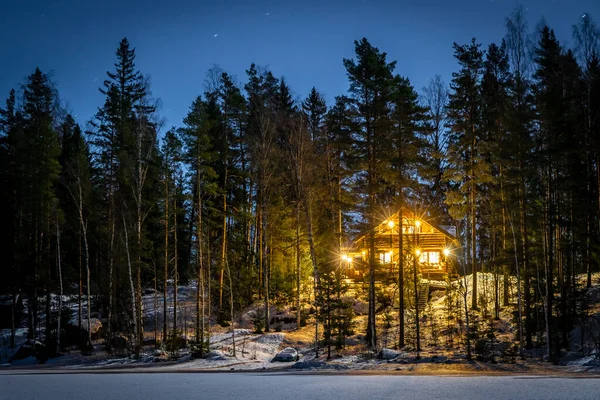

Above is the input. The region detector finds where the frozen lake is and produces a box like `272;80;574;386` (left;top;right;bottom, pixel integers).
0;372;598;400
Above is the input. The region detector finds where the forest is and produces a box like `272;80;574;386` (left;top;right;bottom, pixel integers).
1;6;600;364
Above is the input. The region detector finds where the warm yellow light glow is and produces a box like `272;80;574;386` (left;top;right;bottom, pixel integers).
415;219;421;227
443;248;450;257
415;249;421;256
387;220;395;229
342;254;350;262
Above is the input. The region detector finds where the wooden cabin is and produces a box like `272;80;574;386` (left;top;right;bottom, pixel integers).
343;209;458;282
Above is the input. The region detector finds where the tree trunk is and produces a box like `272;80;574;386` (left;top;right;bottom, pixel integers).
163;176;169;345
123;216;137;354
508;208;524;356
72;181;92;351
471;136;477;310
219;171;228;313
398;208;405;349
11;293;16;349
521;167;532;349
302;192;320;357
56;214;63;352
367;221;377;349
136;197;143;350
500;167;509;307
262;206;270;332
196;186;205;357
107;213;115;351
78;229;83;348
154;263;158;344
296;201;301;330
173;194;178;337
414;227;421;359
227;260;236;357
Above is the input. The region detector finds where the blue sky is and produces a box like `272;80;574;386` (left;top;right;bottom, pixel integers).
1;0;598;130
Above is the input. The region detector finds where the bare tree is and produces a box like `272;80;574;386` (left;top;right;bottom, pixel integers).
422;75;449;158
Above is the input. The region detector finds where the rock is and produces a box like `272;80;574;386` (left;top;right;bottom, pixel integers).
273;347;299;362
377;348;400;360
256;333;284;344
205;350;227;361
292;361;349;370
352;300;369;315
153;349;167;357
81;318;103;339
292;361;326;369
10;340;45;363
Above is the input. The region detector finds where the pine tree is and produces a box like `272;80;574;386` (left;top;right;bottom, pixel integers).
20;68;62;345
445;39;487;315
480;41;511;320
179;95;218;355
534;26;586;360
244;64;281;332
342;38;397;348
390;75;429;349
0;89;23;349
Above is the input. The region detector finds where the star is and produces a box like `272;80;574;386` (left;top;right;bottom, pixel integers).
214;34;218;37
266;12;270;16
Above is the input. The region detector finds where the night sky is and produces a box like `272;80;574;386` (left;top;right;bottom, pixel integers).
1;0;598;129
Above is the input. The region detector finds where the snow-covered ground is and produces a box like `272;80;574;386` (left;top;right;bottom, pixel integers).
0;328;28;365
2;272;599;373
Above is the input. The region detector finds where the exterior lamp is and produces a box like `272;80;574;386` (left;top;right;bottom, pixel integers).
387;220;395;229
342;254;350;263
443;248;450;257
415;249;421;256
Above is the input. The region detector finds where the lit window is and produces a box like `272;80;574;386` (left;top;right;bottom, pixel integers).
379;252;392;264
418;251;441;264
429;251;440;263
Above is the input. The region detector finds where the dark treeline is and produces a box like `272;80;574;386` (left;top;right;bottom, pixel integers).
1;7;600;362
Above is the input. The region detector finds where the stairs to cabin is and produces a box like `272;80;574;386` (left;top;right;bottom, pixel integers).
417;282;430;312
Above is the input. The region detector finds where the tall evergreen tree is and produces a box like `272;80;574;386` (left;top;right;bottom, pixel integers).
342;38;396;348
445;39;487;314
